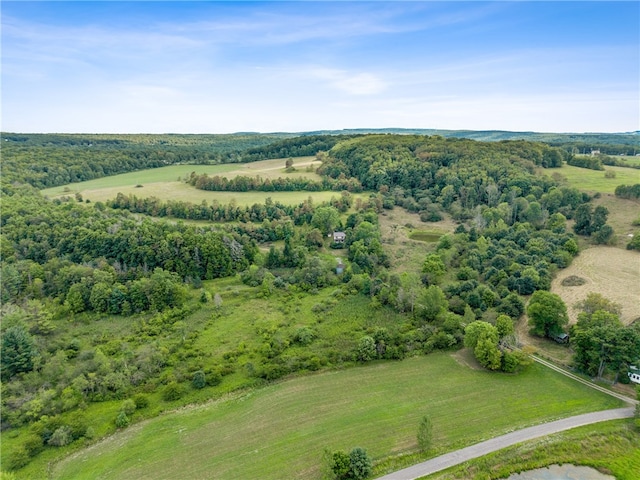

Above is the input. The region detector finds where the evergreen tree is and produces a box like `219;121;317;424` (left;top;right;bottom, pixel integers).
1;325;38;381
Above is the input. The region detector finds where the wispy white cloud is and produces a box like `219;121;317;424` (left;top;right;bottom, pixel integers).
1;2;637;133
301;67;388;95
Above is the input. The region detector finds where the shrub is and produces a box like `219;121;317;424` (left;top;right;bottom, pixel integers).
417;415;433;452
132;393;149;409
561;275;587;287
6;446;30;471
357;336;376;362
48;425;73;447
627;234;640;251
121;399;136;416
293;326;316;346
192;370;206;389
22;434;44;457
115;411;130;429
331;451;351;480
162;382;184;401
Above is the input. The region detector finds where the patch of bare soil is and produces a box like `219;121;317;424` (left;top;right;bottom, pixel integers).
551;246;640;325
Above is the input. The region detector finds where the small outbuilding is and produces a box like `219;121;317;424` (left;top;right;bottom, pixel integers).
336;258;345;275
550;332;569;344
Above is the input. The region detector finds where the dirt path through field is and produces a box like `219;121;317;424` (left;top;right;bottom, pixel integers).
551;246;640;325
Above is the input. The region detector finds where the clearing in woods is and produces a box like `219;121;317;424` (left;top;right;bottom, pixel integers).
378;208;456;273
39;157;327;205
551;246;640;325
557;164;640;194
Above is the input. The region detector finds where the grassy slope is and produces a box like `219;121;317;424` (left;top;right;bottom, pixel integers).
39;157;332;206
50;354;622;480
557;164;640;194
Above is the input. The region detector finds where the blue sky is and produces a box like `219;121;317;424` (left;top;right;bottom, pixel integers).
2;1;638;133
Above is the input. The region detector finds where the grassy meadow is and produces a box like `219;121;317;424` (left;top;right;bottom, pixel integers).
40;157;330;206
556;164;640;194
48;353;623;480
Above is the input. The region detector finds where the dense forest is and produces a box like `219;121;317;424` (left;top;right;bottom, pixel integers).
0;133;353;189
1;132;638;474
3;130;637;190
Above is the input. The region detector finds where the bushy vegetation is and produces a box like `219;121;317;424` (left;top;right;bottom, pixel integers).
615;183;640;199
566;155;604;170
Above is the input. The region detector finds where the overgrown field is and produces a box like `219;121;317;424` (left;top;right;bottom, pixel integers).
378;208;456;274
551;246;640;325
422;419;640;480
49;354;622;480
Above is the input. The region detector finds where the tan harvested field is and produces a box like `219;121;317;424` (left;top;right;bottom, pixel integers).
551;246;640;325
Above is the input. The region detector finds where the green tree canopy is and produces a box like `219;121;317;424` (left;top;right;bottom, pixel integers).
311;206;340;235
527;290;568;338
416;285;448;323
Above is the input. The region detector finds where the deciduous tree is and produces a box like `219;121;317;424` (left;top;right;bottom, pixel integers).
527;290;568;338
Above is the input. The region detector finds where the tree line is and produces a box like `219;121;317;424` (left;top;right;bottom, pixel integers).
188;171;363;192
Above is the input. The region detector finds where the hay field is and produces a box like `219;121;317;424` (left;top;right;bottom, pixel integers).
551;246;640;325
558;164;640;194
40;157;334;206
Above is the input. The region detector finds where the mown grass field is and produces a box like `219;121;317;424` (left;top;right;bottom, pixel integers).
422;419;640;480
40;157;329;206
557;164;640;194
49;354;622;480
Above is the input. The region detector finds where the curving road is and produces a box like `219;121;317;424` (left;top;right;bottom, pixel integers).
374;407;634;480
376;355;637;480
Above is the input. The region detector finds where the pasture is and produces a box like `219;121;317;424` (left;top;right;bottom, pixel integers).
40;157;328;206
557;164;640;194
50;353;622;480
551;246;640;325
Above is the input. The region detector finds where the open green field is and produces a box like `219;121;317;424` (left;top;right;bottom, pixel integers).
557;164;640;194
40;157;327;205
50;182;350;206
49;353;622;480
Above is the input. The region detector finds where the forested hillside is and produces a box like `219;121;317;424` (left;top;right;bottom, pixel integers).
1;132;638;477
